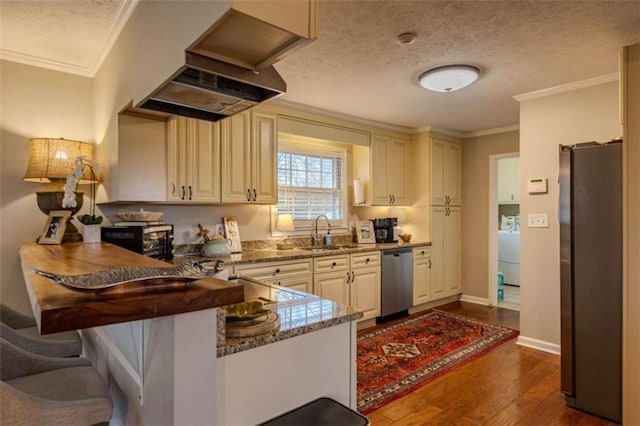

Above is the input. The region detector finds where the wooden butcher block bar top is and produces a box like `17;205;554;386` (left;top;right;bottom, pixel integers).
19;242;243;334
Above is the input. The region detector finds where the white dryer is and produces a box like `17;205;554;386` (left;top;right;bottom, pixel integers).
498;230;520;286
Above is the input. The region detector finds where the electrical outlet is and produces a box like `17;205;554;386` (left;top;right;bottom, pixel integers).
215;224;225;236
528;213;549;228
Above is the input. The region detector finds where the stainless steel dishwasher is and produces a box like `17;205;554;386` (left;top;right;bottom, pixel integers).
380;247;413;317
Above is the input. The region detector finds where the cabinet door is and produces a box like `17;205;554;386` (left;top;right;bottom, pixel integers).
430;206;446;299
444;206;462;294
251;112;278;204
167;117;189;202
445;143;462;205
118;113;168;201
189;120;220;202
350;266;380;321
278;275;313;294
221;112;252;203
430;139;447;205
314;271;350;306
370;135;391;205
498;157;520;204
412;247;431;305
389;138;409;205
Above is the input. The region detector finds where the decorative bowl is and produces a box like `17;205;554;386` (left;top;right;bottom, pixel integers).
117;209;163;222
399;233;412;243
201;239;231;257
221;301;269;322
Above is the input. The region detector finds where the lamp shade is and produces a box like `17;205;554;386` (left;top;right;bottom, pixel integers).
276;214;295;232
419;65;479;92
23;138;94;183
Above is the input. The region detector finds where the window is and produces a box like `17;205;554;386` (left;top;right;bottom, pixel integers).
277;141;347;230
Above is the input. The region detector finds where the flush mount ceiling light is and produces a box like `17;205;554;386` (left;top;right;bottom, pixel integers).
419;64;480;93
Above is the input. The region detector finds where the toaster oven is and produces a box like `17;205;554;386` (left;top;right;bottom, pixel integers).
101;225;174;260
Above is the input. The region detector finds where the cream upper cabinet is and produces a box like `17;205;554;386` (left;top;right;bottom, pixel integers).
167;117;220;203
221;110;277;204
497;157;520;204
412;246;431;306
370;134;410;205
430;138;462;206
115;113;168;202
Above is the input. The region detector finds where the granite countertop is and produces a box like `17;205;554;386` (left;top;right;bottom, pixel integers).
175;240;431;267
216;277;362;357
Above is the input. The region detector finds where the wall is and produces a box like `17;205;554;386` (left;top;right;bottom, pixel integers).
0;60;94;312
622;42;639;426
461;130;519;299
518;81;621;349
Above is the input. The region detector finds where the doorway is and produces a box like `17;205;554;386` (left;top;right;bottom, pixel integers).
488;153;520;310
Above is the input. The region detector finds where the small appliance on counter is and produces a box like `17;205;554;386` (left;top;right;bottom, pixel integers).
101;224;174;260
372;218;398;243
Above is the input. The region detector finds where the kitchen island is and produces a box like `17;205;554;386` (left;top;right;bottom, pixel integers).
19;242;362;425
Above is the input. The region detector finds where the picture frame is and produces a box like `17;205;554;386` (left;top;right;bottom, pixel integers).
38;210;71;245
355;220;375;244
223;216;242;253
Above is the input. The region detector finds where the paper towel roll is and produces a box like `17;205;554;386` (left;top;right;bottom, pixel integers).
353;179;365;205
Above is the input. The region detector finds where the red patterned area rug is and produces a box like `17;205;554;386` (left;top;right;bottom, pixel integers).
357;310;519;414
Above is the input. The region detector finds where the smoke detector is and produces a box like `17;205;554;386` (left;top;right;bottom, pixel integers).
397;32;417;45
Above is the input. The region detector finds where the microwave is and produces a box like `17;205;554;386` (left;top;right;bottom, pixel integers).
101;225;174;260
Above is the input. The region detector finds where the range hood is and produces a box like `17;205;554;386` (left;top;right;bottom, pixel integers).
137;7;315;122
137;52;286;122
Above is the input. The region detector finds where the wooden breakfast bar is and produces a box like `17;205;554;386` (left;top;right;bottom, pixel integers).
19;242;360;425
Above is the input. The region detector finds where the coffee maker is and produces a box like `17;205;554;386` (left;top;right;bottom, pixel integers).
372;218;398;243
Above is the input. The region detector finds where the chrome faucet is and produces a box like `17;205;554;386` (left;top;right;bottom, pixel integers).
313;214;332;247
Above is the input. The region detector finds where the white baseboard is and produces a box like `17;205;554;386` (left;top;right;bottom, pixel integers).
459;294;490;306
516;335;561;355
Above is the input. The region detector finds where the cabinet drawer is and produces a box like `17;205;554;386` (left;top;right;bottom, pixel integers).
413;246;431;259
314;255;349;273
350;251;380;268
236;259;312;279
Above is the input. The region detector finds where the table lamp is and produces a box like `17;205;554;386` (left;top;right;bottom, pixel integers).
23;138;94;242
276;213;295;250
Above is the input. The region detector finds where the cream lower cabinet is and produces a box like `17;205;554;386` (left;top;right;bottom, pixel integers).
314;251;381;322
167;117;220;202
235;259;313;294
220;110;277;204
412;245;431;305
430;206;462;299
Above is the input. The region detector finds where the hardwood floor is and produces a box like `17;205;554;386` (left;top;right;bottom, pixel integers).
363;302;615;425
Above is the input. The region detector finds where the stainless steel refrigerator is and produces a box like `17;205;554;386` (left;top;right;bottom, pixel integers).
559;140;622;423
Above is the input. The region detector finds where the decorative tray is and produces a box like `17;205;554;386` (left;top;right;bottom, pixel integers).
32;260;220;291
224;311;280;338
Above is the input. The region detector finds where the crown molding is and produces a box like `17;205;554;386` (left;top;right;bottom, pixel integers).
514;72;619;102
272;99;414;134
87;0;140;77
462;124;520;139
0;0;139;78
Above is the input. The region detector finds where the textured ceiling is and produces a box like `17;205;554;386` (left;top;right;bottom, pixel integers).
1;1;639;133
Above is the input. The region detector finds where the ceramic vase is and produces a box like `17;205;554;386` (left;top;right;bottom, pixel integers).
82;224;101;244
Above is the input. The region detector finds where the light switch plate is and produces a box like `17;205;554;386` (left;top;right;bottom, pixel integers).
528;213;549;228
215;224;225;236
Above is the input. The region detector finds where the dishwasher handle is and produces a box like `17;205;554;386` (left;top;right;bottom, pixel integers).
382;247;412;256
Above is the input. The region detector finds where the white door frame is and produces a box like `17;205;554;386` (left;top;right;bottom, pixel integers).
488;152;519;306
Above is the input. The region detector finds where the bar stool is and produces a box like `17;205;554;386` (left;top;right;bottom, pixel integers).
0;304;82;357
0;338;113;425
